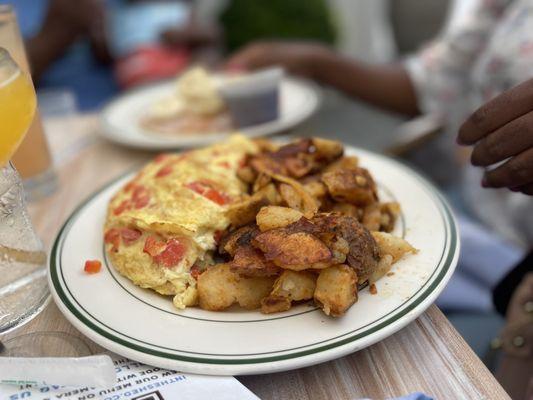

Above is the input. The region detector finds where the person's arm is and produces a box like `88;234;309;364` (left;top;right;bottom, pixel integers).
25;23;79;82
315;50;419;116
226;1;509;119
25;0;106;83
226;42;418;116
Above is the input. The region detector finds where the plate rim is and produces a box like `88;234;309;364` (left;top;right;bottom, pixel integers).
99;77;321;150
48;147;459;371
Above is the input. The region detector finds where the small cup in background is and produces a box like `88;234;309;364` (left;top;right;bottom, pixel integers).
219;67;283;128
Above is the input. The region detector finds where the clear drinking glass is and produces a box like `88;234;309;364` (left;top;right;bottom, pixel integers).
0;4;57;201
0;48;49;334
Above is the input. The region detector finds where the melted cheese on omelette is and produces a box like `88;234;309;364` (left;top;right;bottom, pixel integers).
104;135;258;308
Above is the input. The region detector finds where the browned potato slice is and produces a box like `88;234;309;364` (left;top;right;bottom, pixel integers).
311;138;343;161
321;167;378;206
261;296;291;314
197;264;275;311
261;270;317;314
253;229;332;270
230;245;281;277
235;275;277;309
284;155;314;178
379;202;401;233
323;156;359;173
253;172;272;192
227;184;280;228
362;202;401;232
371;231;417;262
362;203;381;232
219;224;258;256
273;173;318;218
197;264;239;311
271;270;316;300
279;183;302;210
237;165;256;183
330;202;360;218
368;254;393;284
256;206;303;231
314;265;358;317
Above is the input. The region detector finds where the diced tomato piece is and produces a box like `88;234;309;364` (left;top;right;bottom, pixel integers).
84;260;102;274
133;194;150;209
217;161;230;169
104;228;121;252
132;185;147;200
154;153;169;163
132;185;150;209
153;239;186;268
185;181;229;205
120;228;142;245
155;164;173;178
113;200;131;216
238;157;247;168
214;230;223;244
190;264;201;280
124;181;136;193
186;181;206;195
204;189;230;205
143;236;167;257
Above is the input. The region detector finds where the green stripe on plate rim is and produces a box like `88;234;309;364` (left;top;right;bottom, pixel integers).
49;153;458;365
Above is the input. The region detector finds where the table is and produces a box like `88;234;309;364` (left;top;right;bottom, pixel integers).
4;112;511;399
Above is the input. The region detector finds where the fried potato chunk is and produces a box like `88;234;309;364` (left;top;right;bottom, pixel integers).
362;202;401;232
323;156;359;173
361;203;382;232
368;254;393;285
219;224;258;256
311;138;343;161
230;245;281;277
253;229;332;270
261;270;317;314
329;202;360;218
197;264;275;311
227;184;279;227
321;167;377;206
371;231;417;262
256;206;304;231
312;214;380;283
314;265;358;317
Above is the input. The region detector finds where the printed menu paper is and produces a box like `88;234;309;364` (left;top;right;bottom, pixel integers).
0;355;259;400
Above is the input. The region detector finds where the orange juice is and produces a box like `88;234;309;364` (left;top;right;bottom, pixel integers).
0;68;36;166
0;5;53;180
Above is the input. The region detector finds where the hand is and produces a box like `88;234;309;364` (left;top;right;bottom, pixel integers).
506;273;533;323
225;41;333;79
458;79;533;195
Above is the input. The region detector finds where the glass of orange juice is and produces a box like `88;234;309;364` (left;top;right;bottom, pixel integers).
0;4;57;200
0;48;49;333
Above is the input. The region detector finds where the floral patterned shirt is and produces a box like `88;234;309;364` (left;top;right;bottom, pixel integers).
405;0;533;247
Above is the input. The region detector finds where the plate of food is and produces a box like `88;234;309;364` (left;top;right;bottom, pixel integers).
48;136;459;375
100;67;320;149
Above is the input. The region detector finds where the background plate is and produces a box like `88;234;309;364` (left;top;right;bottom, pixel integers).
48;146;459;375
100;77;320;150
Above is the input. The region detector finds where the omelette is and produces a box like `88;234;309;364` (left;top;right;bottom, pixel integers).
104;135;258;309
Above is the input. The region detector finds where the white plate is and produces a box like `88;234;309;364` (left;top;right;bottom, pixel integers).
100;77;320;150
48;146;459;375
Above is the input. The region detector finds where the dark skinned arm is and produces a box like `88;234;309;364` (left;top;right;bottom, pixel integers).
226;41;420;117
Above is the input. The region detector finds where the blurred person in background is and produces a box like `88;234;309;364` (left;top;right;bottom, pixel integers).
9;0;217;110
8;0;336;111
